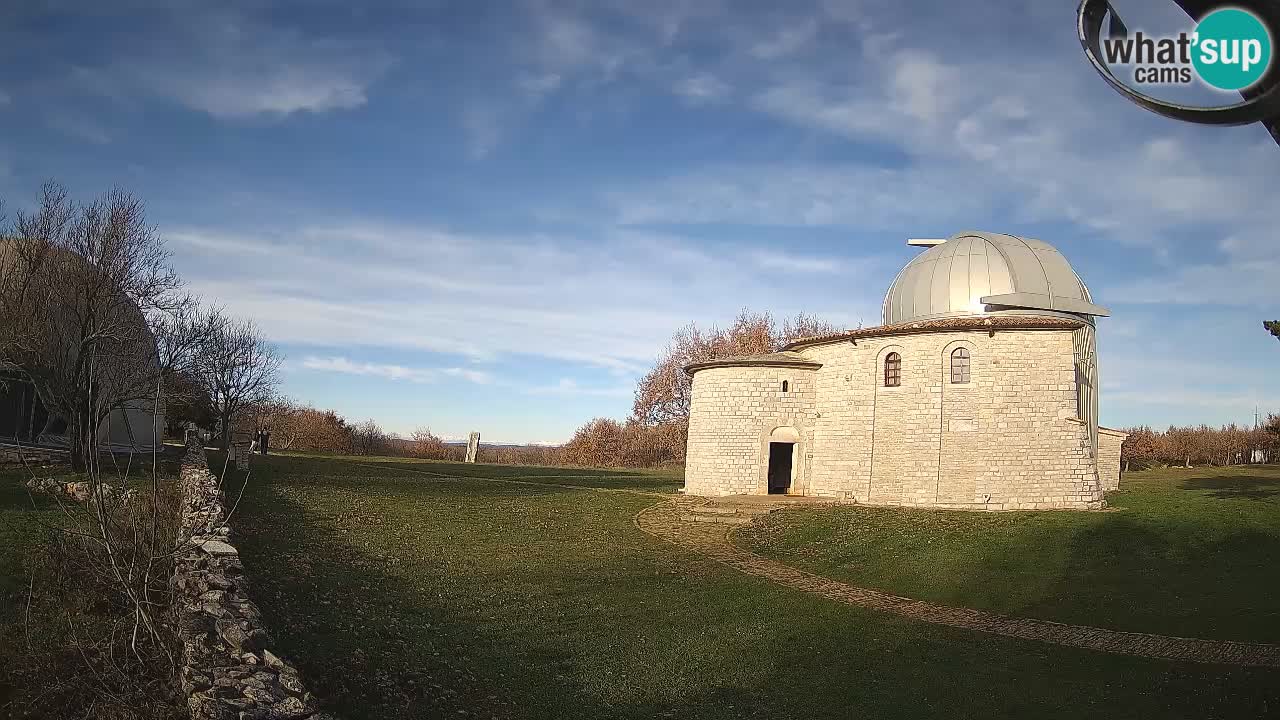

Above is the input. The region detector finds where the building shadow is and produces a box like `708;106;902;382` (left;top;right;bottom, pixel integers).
1179;470;1280;501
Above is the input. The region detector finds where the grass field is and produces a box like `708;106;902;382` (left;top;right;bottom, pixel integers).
740;464;1280;643
218;453;1280;719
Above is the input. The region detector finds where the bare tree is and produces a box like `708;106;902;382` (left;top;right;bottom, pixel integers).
560;417;625;467
350;418;389;456
410;426;449;459
195;314;281;449
632;309;838;426
0;184;191;708
0;182;182;470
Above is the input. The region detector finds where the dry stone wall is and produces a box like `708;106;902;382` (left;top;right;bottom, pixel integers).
175;439;333;720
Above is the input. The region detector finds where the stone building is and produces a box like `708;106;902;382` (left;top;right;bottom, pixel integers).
683;231;1127;510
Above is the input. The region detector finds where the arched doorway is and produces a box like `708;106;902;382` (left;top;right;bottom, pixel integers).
767;426;799;495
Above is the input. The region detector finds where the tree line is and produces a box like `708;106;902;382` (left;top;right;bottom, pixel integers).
1120;418;1279;471
234;398;684;467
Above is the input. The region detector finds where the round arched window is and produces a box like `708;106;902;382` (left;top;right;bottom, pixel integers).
951;347;971;384
884;352;901;387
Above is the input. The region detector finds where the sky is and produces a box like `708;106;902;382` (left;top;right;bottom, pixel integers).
0;0;1277;443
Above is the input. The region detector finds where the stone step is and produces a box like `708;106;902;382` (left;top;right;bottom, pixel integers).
678;513;753;526
688;506;741;515
694;505;774;517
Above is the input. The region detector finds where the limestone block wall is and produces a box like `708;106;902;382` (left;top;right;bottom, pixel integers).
174;439;334;720
1098;427;1127;491
788;328;1101;509
685;366;815;496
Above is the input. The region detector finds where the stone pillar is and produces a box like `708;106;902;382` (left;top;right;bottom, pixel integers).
232;441;252;471
465;432;480;464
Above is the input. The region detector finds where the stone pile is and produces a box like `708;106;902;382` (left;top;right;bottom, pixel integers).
174;439;334;720
24;476;133;503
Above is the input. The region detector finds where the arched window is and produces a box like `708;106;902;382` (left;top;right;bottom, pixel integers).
884;352;901;387
951;347;971;384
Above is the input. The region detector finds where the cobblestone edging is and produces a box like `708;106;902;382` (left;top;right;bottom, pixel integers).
175;439;334;720
635;497;1280;668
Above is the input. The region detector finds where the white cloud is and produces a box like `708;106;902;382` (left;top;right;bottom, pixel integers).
607;163;991;228
171;221;867;378
523;378;633;397
159;66;373;118
749;250;842;273
674;73;731;102
77;8;388;118
301;356;492;385
1104;257;1279;307
607;22;1278;255
517;72;563;98
45;112;110;144
460;104;504;159
535;10;600;68
750;19;818;59
1105;388;1280;413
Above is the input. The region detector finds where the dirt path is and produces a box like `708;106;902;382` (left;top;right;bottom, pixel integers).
634;496;1280;668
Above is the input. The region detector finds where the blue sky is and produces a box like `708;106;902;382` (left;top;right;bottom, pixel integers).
1;0;1277;442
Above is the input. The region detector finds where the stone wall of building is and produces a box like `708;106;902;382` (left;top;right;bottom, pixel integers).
802;327;1101;509
685;366;816;496
174;439;333;720
1098;426;1127;491
685;327;1105;510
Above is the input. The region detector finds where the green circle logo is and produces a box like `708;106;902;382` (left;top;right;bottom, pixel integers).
1191;8;1273;91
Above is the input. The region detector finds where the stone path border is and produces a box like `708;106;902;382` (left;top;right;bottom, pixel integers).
356;462;1280;668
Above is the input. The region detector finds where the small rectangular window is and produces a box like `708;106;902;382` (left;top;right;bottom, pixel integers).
781;380;789;393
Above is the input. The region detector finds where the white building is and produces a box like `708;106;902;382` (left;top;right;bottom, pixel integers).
683;232;1126;510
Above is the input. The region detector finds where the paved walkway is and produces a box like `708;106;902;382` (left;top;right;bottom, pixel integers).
635;496;1280;668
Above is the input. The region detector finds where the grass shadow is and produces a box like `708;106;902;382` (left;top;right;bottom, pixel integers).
741;463;1280;644
1180;470;1280;501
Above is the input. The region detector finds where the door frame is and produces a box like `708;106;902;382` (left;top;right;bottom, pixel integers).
759;424;804;495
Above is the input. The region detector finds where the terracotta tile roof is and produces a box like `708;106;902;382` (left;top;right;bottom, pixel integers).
782;315;1085;351
684;350;823;376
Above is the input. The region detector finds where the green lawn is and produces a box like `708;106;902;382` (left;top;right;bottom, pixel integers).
740;464;1280;643
222;453;1279;720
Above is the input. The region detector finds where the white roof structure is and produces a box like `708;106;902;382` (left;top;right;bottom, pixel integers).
882;231;1110;326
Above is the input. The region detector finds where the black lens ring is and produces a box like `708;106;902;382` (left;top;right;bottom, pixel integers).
1077;0;1280;126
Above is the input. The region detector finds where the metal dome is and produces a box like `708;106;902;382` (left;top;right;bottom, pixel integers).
881;231;1110;326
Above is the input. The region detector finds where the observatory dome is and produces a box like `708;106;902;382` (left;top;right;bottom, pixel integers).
881;231;1109;326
